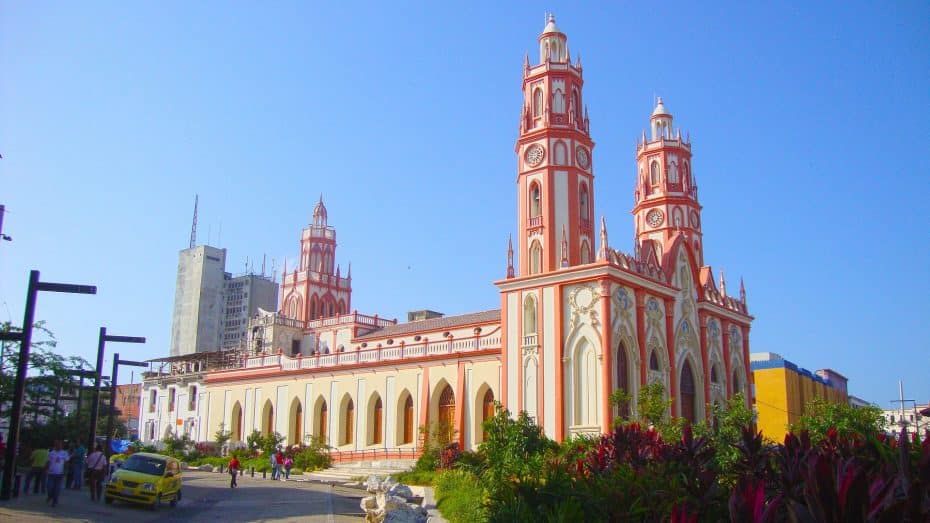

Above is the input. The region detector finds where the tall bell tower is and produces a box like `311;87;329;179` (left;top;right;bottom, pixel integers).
516;15;596;276
633;98;704;265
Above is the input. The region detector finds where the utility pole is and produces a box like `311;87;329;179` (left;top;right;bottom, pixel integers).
890;380;916;437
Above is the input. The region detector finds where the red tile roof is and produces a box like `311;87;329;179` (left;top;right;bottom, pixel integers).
355;309;500;340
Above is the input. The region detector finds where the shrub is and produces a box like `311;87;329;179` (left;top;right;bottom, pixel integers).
291;436;331;472
434;469;488;523
395;469;438;486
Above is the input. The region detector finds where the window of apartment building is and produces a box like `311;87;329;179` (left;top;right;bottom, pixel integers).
149;389;157;412
189;385;198;411
168;387;176;411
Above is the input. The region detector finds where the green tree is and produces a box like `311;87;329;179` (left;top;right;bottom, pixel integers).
694;393;754;480
214;423;232;449
479;403;555;496
789;397;884;442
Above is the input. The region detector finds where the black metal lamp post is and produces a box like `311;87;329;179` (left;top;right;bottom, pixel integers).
0;270;96;501
87;328;145;452
104;353;147;459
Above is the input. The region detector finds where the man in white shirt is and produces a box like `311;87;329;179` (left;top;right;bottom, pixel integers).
45;440;70;507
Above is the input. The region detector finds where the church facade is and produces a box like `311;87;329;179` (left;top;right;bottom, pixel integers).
202;16;753;456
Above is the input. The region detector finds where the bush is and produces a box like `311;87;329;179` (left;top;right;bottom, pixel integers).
434;469;488;523
395;469;438;487
291;436;331;472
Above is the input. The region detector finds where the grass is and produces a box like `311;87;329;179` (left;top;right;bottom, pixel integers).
434;470;487;523
394;469;439;486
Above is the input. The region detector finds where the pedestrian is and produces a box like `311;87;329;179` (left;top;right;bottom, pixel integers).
45;440;69;507
24;444;49;494
64;443;75;489
71;443;86;490
228;455;240;488
275;450;285;481
283;455;293;480
269;450;278;480
86;444;107;502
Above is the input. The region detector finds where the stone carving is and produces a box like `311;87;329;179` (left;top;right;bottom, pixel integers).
361;475;427;523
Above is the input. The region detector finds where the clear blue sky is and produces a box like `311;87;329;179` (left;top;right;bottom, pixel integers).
2;2;928;408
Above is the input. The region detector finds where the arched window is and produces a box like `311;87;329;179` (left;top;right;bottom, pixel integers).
372;397;383;445
482;389;495;441
529;241;543;275
553;89;564;113
438;385;455;430
580;241;590;264
533;88;543;117
616;342;630;418
231;402;243;442
579;184;589;221
572;89;580;120
344;398;355;445
711;364;719;384
650;161;661;186
262;401;274;436
309;296;318;320
574;340;597;426
402;395;414;444
680;360;696;423
669;162;679;183
319;401;328;444
732;369;742;395
291;401;303;445
649;350;660;371
523;296;537;336
529;183;541;217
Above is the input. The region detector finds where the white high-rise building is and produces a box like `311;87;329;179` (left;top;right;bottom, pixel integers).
221;273;278;350
170;245;227;356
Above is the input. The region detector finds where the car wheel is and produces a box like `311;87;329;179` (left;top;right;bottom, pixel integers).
104;496;113;505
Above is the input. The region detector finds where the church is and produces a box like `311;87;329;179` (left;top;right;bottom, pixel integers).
200;15;754;456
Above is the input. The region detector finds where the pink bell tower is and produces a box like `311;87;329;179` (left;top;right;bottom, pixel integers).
279;196;352;323
633;98;704;265
516;14;596;276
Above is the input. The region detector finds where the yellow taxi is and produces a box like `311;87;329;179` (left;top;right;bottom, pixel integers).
104;452;182;509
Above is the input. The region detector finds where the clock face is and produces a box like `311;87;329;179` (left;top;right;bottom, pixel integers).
524;144;545;167
575;146;590;169
646;209;664;228
689;210;700;228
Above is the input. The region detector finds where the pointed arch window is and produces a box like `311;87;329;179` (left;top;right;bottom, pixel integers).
649;350;660;371
580;242;590;264
529;241;543;275
553;89;564;113
344;398;355;445
732;369;742;395
711;364;719;384
372;397;383;445
650;161;661;186
438;385;455;432
533;88;543;117
482;389;495;441
292;402;303;445
319;400;329;444
616;342;630;418
402;395;414;444
529;183;542;217
523;295;537;336
572;89;581;120
579;184;590;221
680;360;696;423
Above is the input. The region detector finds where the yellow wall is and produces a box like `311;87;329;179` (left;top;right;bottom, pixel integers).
752;364;849;443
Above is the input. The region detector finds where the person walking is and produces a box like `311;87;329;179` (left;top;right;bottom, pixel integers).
45;440;69;507
71;444;86;490
275;450;285;481
269;450;278;480
283;455;293;480
24;444;49;494
228;455;240;488
86;444;107;502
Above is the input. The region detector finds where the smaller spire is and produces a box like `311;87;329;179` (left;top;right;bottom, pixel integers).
739;277;746;303
719;269;727;297
336;264;341;278
523;52;530;73
576;52;582;68
597;216;609;260
506;235;515;278
676;128;682;140
348;262;352;279
560;225;569;267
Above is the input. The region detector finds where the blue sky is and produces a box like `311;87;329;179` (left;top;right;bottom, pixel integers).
1;2;928;408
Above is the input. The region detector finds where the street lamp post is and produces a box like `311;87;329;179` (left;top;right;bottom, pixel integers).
87;328;145;452
0;270;96;501
104;353;147;459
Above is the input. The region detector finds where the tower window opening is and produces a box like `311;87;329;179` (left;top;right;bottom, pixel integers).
533;88;543;117
579;184;590;221
529;183;542;217
529;241;543;275
523;296;537;335
650;161;661;187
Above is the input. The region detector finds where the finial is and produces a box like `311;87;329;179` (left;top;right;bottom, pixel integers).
348;262;352;279
719;269;727;297
524;52;530;70
642;129;647;144
676;128;681;140
336;264;341;278
576;52;582;67
283;257;287;275
560;225;569;267
739;277;746;303
597;216;609;260
506;235;515;278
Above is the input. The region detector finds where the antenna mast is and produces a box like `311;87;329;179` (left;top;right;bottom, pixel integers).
189;194;199;248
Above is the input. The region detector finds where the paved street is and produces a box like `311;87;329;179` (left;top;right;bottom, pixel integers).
0;470;366;522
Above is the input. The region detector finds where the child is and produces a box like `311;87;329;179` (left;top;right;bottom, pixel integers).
283;456;293;480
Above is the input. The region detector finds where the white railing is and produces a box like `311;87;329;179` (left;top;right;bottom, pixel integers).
236;333;502;374
522;335;538;347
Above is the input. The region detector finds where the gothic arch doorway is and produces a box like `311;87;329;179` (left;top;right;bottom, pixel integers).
680;360;696;423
